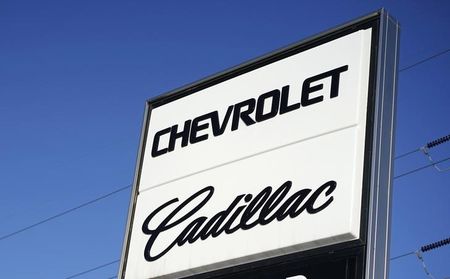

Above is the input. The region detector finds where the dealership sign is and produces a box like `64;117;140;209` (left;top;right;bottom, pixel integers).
119;11;399;279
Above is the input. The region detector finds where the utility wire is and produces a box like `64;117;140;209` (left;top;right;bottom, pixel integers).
395;134;450;160
390;251;416;261
420;134;450;172
421;147;450;172
395;148;420;160
394;156;450;179
399;48;450;72
390;236;450;261
0;184;131;242
390;237;450;279
64;260;120;279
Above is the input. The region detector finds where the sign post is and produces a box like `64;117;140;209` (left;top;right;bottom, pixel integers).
119;9;399;279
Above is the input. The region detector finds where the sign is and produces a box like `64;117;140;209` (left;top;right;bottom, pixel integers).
119;10;399;279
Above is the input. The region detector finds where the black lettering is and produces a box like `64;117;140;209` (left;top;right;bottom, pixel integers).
142;186;214;262
280;86;300;114
211;106;233;136
142;197;180;262
328;65;348;98
280;188;312;219
151;127;170;158
240;187;271;229
259;181;291;225
190;113;211;144
255;90;280;122
231;99;256;131
176;216;207;246
142;180;337;262
222;194;252;234
199;194;245;239
168;120;192;152
150;65;348;157
305;180;336;214
301;65;348;107
301;77;324;107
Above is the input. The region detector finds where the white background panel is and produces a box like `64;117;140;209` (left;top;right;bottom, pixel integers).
124;27;372;278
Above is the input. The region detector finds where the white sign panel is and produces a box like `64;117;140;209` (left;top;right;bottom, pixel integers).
124;28;372;278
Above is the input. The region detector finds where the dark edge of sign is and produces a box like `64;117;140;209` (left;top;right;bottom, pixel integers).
118;104;152;279
118;9;384;279
357;11;381;279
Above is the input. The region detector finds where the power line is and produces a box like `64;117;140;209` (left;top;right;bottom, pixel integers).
394;156;450;180
399;48;450;72
395;148;420;160
390;251;415;261
390;236;450;261
395;134;450;160
64;259;120;279
420;134;450;173
0;184;131;242
390;237;450;279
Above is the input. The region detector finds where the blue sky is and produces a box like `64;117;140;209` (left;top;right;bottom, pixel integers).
0;1;449;278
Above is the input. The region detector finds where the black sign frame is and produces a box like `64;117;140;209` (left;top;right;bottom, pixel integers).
119;9;399;279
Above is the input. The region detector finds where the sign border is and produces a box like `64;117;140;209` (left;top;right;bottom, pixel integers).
118;9;399;279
